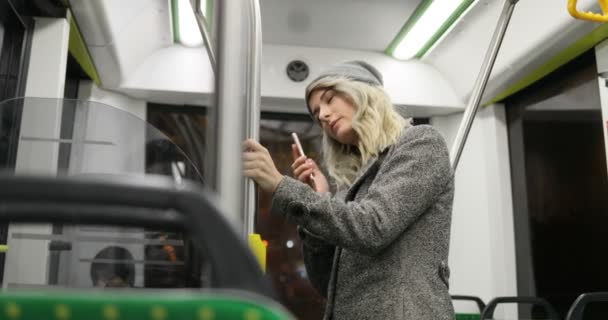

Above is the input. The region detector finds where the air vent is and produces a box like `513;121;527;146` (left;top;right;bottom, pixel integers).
286;60;309;82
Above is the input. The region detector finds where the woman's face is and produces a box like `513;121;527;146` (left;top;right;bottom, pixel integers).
308;88;359;145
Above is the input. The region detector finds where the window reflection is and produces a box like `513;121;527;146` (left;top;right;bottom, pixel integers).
146;104;208;183
257;114;326;320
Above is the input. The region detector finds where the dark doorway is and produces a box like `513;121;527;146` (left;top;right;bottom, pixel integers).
507;50;608;318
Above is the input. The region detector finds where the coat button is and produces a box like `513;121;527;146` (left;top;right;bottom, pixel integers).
439;261;450;288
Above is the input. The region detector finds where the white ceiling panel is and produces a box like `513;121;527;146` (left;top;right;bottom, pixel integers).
424;0;600;102
260;0;422;52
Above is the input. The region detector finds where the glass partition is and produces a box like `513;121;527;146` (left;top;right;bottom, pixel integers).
4;224;205;290
0;97;204;289
0;97;203;181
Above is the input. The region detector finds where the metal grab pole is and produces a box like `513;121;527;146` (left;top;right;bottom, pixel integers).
215;0;249;230
191;0;217;74
244;0;263;237
450;0;519;171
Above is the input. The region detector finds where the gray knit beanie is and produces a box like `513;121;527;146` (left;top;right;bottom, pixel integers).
305;61;383;113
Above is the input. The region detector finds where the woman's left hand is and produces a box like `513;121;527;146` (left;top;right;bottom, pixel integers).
242;139;284;193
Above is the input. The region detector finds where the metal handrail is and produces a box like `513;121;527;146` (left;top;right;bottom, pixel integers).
244;0;263;237
215;0;249;229
450;0;518;171
191;0;217;73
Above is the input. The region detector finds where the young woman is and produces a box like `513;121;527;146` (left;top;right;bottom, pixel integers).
243;61;455;320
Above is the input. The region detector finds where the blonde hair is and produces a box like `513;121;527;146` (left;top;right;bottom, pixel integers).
307;77;411;189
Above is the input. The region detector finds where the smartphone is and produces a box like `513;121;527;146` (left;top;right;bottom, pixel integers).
291;132;306;157
292;132;315;185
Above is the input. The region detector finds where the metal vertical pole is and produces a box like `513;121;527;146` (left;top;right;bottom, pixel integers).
594;40;608;175
215;0;248;229
191;0;217;74
201;0;219;194
450;0;519;170
243;0;262;237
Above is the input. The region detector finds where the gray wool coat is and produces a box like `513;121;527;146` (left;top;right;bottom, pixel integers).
271;125;455;320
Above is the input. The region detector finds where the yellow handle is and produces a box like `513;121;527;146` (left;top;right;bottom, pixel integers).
601;0;608;15
568;0;608;23
0;245;8;253
248;233;266;272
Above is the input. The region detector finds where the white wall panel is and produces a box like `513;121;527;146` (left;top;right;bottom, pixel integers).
120;44;465;116
5;17;70;288
432;104;517;316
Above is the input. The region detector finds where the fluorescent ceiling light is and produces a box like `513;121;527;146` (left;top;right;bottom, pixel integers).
176;0;207;47
389;0;474;60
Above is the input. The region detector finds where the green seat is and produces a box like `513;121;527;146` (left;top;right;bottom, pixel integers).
0;175;295;319
452;295;485;320
0;291;293;320
455;314;481;320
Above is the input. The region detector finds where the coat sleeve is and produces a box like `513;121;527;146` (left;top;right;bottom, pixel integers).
270;126;453;256
297;227;335;297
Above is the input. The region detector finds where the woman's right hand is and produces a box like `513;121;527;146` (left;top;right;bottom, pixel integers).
291;144;329;193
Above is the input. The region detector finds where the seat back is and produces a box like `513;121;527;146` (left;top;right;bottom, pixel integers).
565;292;608;320
452;295;486;320
481;296;560;320
0;290;293;320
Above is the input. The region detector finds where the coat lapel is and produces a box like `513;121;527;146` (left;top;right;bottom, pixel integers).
345;149;388;200
345;142;397;200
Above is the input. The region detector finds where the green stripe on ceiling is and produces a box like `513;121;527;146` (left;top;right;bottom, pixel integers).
385;0;474;58
417;0;474;58
67;10;102;85
385;0;433;56
485;22;608;106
